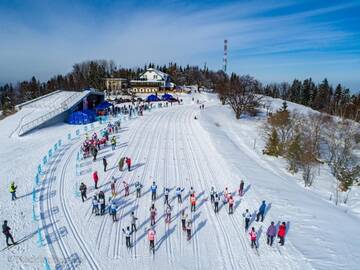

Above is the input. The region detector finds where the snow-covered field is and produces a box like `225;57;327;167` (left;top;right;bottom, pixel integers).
0;92;359;270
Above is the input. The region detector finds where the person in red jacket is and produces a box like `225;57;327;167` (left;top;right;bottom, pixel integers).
278;222;286;246
126;157;131;172
190;194;196;212
92;171;99;189
249;227;257;249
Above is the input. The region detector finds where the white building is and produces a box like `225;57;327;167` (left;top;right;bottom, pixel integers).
131;68;175;93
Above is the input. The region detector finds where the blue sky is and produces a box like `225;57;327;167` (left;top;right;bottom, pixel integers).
0;0;359;91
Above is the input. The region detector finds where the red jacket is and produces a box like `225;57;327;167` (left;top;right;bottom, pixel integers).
278;224;286;237
249;231;257;240
126;158;131;166
93;172;99;182
190;196;196;205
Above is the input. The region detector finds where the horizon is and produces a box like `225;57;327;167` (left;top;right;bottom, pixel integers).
0;0;359;91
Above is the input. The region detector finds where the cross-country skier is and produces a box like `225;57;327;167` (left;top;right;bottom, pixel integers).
239;180;244;196
164;188;170;205
9;182;17;201
118;157;125;171
126;157;131;171
135;181;143;198
243;209;251;231
175;187;184;203
148;227;156;253
256;201;266;222
223;187;229;201
111;136;117;150
93;171;99;189
2;220;15;246
122;227;133;248
249;227;257;249
189;186;195;197
228;195;234;214
110;178;116;197
151;182;157;201
210;186;216;203
186;218;192;241
190;194;196;212
266;221;276;246
150;204;157;226
278;222;286;246
92;195;99;215
102;157;108;172
165;204;172;223
130;212;138;232
110;200;117;222
79;182;87;202
214;193;220;213
181;210;187;230
91;146;98;161
99;191;106;215
123;181;129;196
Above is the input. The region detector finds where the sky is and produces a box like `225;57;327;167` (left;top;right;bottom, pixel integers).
0;0;359;91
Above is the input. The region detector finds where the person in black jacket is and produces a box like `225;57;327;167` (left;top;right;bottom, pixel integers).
2;220;15;246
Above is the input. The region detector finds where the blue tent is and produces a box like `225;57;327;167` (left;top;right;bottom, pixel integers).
95;101;113;111
146;95;160;102
68;109;96;125
161;93;174;101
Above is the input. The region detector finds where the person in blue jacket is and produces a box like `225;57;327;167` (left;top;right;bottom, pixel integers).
151;181;157;201
256;200;266;222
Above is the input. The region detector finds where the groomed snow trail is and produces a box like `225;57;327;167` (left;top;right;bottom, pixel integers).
41;102;313;270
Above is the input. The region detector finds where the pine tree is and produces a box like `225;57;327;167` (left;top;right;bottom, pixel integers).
286;133;302;173
264;128;281;157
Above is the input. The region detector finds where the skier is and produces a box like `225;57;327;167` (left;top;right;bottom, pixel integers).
243;209;251;231
223;187;229;201
122;226;132;248
181;210;188;230
79;182;87;202
110;200;117;222
135;181;143;198
110;178;117;197
99;191;106;215
9;182;17;201
92;171;99;189
130;212;138;232
239;180;244;196
2;220;15;246
189;186;195;197
266;221;276;246
214;193;220;213
210;186;216;203
149;204;157;226
92;195;99;215
164;188;170;205
147;227;156;253
126;157;131;172
190;194;196;212
278;222;286;246
256;200;266;222
165;204;172;223
102;157;108;172
111;136;117;150
186;218;192;241
175;187;184;203
118;157;125;171
151;181;157;201
91;146;98;161
249;227;257;249
228;195;234;214
123;181;129;196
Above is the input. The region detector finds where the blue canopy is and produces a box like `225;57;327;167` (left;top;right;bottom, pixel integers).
95;101;113;110
161;93;174;101
68;109;96;125
146;95;160;102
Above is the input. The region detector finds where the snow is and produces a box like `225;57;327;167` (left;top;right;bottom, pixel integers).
0;92;359;270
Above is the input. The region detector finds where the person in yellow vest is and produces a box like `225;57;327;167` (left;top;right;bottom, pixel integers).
9;182;17;201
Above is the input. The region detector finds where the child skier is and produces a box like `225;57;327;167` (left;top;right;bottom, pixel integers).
243;209;251;231
186;219;192;241
278;222;286;246
123;181;129;196
256;201;266;222
110;178;117;197
164;188;170;205
249;227;257;249
266;221;276;246
214;193;220;213
110;200;117;222
165;204;172;223
148;227;156;253
210;186;216;203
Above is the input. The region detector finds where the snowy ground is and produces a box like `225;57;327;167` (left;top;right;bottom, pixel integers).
0;92;359;270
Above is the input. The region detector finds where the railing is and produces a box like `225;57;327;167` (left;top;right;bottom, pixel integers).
18;92;83;136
